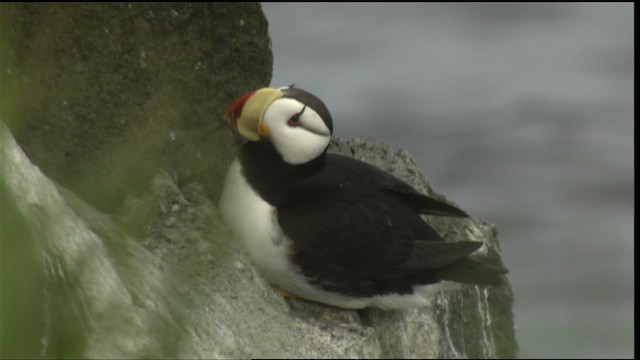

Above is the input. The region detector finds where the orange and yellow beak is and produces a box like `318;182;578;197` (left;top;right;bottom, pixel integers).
223;87;284;141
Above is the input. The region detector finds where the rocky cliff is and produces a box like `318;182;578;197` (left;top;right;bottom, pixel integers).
0;3;516;358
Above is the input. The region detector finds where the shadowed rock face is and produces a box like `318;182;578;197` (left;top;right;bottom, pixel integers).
0;3;517;358
1;3;272;214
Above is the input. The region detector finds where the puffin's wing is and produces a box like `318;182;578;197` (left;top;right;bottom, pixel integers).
277;191;419;296
399;241;483;269
276;154;505;296
383;189;469;217
278;191;506;295
399;241;508;286
278;190;416;270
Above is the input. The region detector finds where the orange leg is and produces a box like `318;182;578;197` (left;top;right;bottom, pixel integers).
275;287;298;298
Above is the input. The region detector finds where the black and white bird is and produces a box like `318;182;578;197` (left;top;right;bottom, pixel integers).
219;85;507;309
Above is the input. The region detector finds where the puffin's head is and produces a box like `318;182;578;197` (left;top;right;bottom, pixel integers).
224;85;333;165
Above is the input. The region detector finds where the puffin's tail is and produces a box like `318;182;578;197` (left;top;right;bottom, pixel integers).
400;241;508;286
400;240;508;287
433;256;508;286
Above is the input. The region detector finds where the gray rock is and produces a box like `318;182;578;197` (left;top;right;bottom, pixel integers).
1;123;516;358
0;3;272;214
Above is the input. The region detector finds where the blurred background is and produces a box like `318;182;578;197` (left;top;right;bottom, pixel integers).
262;3;633;358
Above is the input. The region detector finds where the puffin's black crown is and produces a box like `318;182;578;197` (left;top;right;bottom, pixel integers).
282;87;333;134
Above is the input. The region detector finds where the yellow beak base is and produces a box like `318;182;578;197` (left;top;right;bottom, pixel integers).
236;87;283;141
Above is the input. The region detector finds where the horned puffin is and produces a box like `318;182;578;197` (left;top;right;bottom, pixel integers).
219;85;506;309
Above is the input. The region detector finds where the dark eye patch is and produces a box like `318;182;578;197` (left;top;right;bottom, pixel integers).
287;105;307;126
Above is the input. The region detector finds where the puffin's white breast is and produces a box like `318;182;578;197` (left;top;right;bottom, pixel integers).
218;159;290;280
218;158;460;309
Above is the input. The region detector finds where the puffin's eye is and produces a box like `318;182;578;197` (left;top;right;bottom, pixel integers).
287;114;301;126
287;105;306;127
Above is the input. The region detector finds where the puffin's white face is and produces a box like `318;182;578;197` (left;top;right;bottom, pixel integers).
262;98;331;165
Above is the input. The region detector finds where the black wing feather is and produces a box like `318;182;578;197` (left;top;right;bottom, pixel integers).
399;241;482;270
384;189;469;217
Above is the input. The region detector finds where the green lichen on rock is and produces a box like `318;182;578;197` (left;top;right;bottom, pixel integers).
0;3;272;214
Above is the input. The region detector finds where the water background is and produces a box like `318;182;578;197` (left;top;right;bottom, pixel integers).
262;3;634;358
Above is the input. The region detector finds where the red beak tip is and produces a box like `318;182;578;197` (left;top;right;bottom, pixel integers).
224;90;257;128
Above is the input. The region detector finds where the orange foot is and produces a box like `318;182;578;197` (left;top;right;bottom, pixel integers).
275;287;298;298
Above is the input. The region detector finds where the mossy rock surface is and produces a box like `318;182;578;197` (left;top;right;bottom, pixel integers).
1;3;272;213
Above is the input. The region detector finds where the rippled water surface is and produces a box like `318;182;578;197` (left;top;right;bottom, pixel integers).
263;3;634;358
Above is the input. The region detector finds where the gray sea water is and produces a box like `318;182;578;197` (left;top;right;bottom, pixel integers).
262;3;634;358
